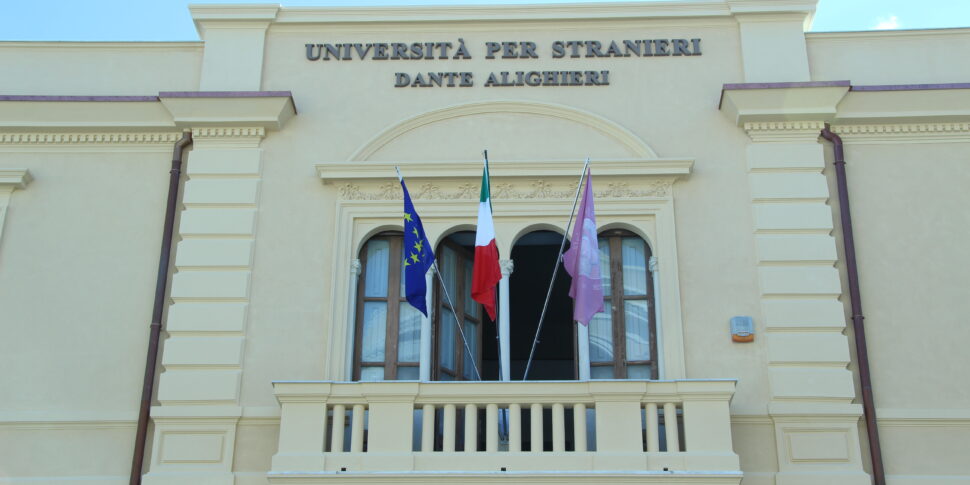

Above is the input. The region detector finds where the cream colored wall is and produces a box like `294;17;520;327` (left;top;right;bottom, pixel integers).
807;29;970;84
246;17;767;396
0;43;203;95
234;13;784;480
826;142;970;481
2;3;969;485
0;148;173;482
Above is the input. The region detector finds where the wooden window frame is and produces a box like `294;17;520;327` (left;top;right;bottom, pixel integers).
432;239;484;381
591;229;658;380
353;232;419;381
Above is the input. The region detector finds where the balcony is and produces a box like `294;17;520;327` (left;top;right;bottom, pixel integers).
269;380;740;484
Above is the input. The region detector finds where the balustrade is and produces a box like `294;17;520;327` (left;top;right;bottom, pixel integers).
270;380;739;483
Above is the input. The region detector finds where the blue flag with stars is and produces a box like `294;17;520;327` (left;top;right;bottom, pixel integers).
401;179;435;316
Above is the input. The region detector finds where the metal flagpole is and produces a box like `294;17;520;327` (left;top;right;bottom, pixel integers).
431;261;483;381
397;166;482;381
522;158;590;381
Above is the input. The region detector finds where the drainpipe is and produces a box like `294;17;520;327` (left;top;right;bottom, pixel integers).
820;125;885;485
130;130;192;485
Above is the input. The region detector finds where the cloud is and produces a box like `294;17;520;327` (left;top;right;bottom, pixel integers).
873;15;900;30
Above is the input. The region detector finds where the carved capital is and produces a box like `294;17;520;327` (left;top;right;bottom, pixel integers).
649;256;658;273
500;259;515;275
350;259;362;277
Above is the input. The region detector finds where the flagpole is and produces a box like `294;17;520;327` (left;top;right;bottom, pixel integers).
483;149;505;384
396;166;482;381
522;158;590;381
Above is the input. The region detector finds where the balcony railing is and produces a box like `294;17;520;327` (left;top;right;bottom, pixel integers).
269;380;740;484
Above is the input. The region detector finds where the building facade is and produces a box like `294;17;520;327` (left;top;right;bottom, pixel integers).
1;1;968;484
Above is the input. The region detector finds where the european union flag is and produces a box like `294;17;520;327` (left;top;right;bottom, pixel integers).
401;179;435;316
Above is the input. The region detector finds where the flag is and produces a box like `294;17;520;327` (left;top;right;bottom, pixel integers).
471;161;501;321
401;177;435;316
562;168;604;326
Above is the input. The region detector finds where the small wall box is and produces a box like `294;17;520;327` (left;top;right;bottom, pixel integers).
731;316;754;343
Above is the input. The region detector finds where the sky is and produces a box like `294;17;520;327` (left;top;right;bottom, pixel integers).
1;0;968;42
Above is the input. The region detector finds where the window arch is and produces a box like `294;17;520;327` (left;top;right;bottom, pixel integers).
353;232;422;381
587;229;657;379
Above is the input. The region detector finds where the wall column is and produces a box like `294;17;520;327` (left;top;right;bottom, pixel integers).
499;259;514;381
146;93;295;485
744;122;869;485
144;127;266;485
722;84;869;485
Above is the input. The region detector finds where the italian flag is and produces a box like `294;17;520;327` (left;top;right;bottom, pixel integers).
471;162;501;321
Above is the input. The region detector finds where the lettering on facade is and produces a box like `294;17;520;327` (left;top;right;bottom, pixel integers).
303;38;702;88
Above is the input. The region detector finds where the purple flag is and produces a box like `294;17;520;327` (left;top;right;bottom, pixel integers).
562;169;605;326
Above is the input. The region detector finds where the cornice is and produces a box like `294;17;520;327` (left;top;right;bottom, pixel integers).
319;159;692;182
275;2;733;25
192;127;266;139
0;132;181;145
831;122;970;143
743;121;826;142
720;85;849;126
158;92;296;131
0;169;31;190
807;27;970;41
330;178;674;201
0;41;203;49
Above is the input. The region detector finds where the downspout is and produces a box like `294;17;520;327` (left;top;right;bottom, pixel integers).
130;130;192;485
820;125;885;485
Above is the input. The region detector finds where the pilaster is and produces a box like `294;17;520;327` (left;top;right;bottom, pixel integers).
146;93;295;485
727;0;817;82
190;5;279;91
721;84;869;485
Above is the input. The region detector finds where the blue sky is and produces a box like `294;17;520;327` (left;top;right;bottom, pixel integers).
1;0;968;42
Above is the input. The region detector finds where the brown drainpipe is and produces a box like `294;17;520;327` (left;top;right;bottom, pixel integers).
820;125;885;485
130;130;193;485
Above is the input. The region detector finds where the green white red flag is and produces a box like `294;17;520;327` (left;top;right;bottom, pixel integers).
471;161;501;321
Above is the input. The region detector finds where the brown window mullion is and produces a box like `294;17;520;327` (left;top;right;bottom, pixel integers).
609;236;627;379
352;238;372;381
385;237;404;379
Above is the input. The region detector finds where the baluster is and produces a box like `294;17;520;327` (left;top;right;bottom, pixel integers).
530;403;543;452
443;404;456;452
331;404;346;452
573;403;587;452
350;404;365;452
509;403;522;452
486;403;499;452
645;402;660;452
421;404;435;452
464;403;478;452
552;403;565;452
663;402;680;452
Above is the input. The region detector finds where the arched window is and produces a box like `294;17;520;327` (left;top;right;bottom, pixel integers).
353;233;422;381
587;229;657;379
434;235;483;381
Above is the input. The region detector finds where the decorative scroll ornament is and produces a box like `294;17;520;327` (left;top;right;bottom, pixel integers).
336;178;671;200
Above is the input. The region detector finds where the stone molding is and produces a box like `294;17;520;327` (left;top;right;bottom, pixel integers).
0;132;181;145
0;169;31;247
831;122;970;143
192;127;266;139
743;121;826;142
739;120;970;143
333;178;673;201
0;169;31;189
